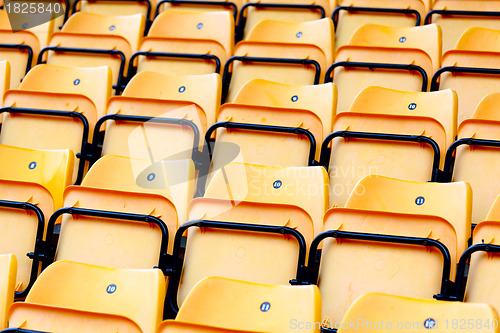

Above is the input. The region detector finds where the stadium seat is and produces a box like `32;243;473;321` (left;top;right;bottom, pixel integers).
74;0;152;22
165;277;321;332
443;93;500;224
7;261;165;333
345;175;472;259
0;60;9;102
334;0;426;50
0;254;16;330
41;12;145;90
432;27;500;125
83;155;195;224
425;0;500;53
203;162;328;237
487;194;500;221
0;145;74;209
232;79;338;141
155;0;241;23
132;10;233;77
0;179;51;298
158;321;265;333
337;292;499;333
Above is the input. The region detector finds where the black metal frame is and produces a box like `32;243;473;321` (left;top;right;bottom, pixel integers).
443;138;500;182
307;230;452;299
164;219;307;316
155;0;237;21
222;56;321;103
333;6;421;29
0;107;90;185
89;113;202;166
44;207;170;272
236;2;325;41
425;9;500;25
431;66;500;92
325;61;428;92
0;329;50;333
0;44;33;77
37;46;126;95
0;200;45;298
320;131;441;182
452;243;500;301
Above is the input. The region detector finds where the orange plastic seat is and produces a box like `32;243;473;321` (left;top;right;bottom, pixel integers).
0;254;16;330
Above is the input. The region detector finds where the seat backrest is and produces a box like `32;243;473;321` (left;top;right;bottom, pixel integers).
159;321;266;333
486;194;500;221
245;18;335;66
473;93;500;121
204;162;328;237
78;0;150;19
83;155;195;224
123;71;221;126
455;27;500;53
345;175;472;256
20;260;165;333
176;277;321;333
0;30;39;89
0;254;16;330
19;64;112;120
348;23;442;72
232;79;337;139
338;292;499;333
0;145;74;208
149;10;234;58
0;60;9;101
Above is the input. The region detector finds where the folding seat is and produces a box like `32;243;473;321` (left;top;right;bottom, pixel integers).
73;0;152;22
164;277;321;332
0;61;9;103
83;155;195;225
443;93;500;224
328;25;436;112
334;0;427;50
0;254;16;330
425;1;500;53
1;64;112;183
159;321;265;333
432;27;500;126
223;19;332;102
0;144;74;209
0;179;53;298
132;10;233;77
40;12;146;91
7;261;165;333
155;0;242;24
203;162;328;238
337;292;499;333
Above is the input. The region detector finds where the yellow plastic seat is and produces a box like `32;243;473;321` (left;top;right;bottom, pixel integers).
486;193;500;221
123;71;221;127
167;277;321;333
232;79;338;140
0;145;75;209
204;162;328;237
8;260;165;333
159;321;265;333
455;27;500;53
345;175;472;258
426;1;500;53
76;0;151;19
156;0;243;22
330;46;432;112
446;97;500;224
0;60;9;103
337;292;499;333
348;24;442;73
334;0;426;50
0;254;16;330
83;155;195;224
0;179;53;297
0;30;39;89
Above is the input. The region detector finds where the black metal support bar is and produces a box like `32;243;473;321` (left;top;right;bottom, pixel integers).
37;46;126;95
431;66;500;92
443;138;500;182
164;219;307;317
155;0;237;21
44;207;170;272
0;200;44;298
0;44;33;76
454;243;500;301
425;9;500;24
61;0;71;26
1;329;51;333
90;113;201;166
237;2;325;41
0;107;90;185
320;130;441;181
222;56;321;103
307;230;452;299
325;61;428;92
333;6;421;29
